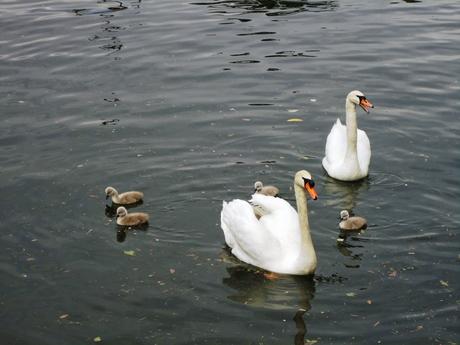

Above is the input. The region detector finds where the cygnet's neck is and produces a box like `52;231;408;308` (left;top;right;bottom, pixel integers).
112;192;120;203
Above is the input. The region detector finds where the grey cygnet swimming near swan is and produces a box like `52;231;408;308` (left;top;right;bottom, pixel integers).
105;186;144;205
254;181;279;197
116;206;149;226
339;210;367;231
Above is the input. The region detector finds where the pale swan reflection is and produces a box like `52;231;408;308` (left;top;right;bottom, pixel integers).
221;249;316;345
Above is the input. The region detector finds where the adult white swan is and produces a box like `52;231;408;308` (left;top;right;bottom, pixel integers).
322;90;374;181
220;170;318;275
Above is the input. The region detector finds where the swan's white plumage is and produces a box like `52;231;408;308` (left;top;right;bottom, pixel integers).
323;118;371;177
322;90;373;181
357;129;371;173
220;173;317;276
324;119;347;168
221;194;300;273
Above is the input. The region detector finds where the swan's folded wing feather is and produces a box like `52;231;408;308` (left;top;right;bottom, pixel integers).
220;199;270;266
249;193;292;214
324;118;347;166
357;129;371;172
250;193;299;239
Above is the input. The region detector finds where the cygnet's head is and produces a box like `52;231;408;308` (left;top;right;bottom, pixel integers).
105;186;117;198
254;181;263;192
346;90;374;113
340;210;350;220
116;206;128;218
294;170;318;200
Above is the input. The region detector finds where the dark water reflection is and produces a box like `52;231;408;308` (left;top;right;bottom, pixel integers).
73;1;128;16
192;0;338;16
115;223;149;242
1;0;459;344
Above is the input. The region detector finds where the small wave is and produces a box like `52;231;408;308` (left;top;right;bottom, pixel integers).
72;1;128;16
368;171;409;188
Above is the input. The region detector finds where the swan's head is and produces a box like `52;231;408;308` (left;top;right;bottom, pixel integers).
295;170;318;200
340;210;350;220
116;206;128;218
254;181;263;192
105;186;117;199
347;90;374;113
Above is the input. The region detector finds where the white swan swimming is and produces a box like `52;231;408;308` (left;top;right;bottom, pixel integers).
220;170;318;275
322;90;374;181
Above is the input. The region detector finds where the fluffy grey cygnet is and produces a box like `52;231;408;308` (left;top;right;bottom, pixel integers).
116;207;149;226
254;181;279;197
105;186;143;205
339;210;367;231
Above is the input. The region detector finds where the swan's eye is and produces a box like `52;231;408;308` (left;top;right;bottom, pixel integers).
302;178;315;187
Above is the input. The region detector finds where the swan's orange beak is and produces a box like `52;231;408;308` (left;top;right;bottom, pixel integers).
359;97;374;113
305;183;318;200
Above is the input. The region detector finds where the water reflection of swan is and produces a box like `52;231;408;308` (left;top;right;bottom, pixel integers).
223;265;315;309
221;256;315;345
321;175;369;210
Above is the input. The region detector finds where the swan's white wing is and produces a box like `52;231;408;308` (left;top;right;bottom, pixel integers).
250;194;308;273
323;118;346;168
357;129;371;174
249;193;297;235
221;194;302;272
221;199;278;267
249;193;292;215
249;194;273;218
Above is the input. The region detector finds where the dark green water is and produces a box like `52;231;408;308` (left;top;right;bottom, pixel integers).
0;0;459;344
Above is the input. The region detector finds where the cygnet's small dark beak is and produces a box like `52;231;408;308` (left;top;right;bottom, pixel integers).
106;194;109;200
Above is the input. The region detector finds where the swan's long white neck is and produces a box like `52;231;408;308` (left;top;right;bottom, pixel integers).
345;98;358;160
294;183;317;272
